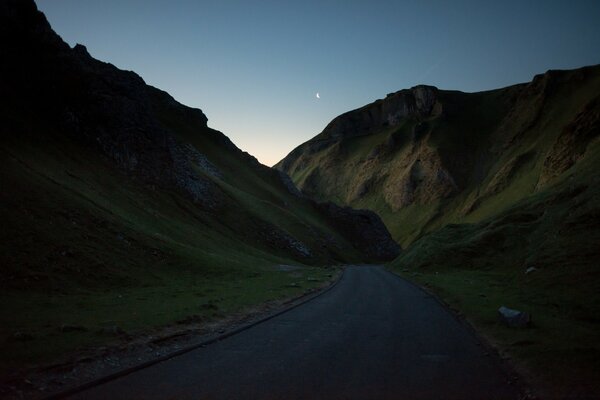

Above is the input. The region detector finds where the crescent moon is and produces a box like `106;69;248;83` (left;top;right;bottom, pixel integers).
316;92;320;99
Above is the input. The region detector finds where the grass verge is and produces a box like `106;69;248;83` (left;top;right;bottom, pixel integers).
390;267;600;399
0;265;340;376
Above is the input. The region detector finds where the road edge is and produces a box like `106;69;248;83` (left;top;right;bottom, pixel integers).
385;267;534;399
42;267;347;400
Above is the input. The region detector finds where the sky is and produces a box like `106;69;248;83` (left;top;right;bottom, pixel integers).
37;0;600;166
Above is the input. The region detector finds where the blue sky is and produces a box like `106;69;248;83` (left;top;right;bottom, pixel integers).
37;0;600;166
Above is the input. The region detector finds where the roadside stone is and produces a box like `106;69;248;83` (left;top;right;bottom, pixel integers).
498;306;531;328
525;266;537;274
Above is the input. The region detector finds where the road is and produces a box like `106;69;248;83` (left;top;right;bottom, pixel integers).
68;266;518;399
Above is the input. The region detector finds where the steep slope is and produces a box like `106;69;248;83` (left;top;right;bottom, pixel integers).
277;66;600;397
0;0;398;375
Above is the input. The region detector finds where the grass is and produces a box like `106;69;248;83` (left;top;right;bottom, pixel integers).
390;146;600;397
282;65;600;247
390;269;600;398
0;264;338;375
0;102;361;375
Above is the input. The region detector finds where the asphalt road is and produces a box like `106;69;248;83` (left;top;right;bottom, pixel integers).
69;266;518;399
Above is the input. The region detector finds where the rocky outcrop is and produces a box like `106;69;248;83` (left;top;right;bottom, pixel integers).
0;0;229;208
278;63;600;248
383;144;457;211
315;202;400;261
276;86;441;174
276;170;399;260
276;170;305;198
322;85;440;140
257;221;313;259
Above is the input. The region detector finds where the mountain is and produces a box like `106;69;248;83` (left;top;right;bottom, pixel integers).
277;66;600;249
0;0;398;374
277;66;600;396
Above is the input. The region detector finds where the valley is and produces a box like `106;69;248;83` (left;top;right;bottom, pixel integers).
1;0;599;398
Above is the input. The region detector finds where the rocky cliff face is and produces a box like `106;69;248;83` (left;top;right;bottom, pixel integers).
1;0;222;208
315;202;400;261
321;85;440;140
277;85;441;174
277;65;600;245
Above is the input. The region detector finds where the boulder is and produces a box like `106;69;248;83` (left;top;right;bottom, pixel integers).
525;266;537;275
498;306;531;328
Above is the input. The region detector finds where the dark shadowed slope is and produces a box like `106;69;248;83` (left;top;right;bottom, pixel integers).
68;266;518;400
0;0;399;375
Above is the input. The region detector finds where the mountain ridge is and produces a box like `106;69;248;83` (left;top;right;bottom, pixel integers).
276;64;600;246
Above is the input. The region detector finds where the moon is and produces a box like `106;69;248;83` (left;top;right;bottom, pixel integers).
316;92;320;99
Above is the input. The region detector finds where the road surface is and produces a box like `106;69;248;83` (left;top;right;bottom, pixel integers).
69;266;518;399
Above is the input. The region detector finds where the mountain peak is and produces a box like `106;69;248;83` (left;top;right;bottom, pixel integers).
73;43;91;58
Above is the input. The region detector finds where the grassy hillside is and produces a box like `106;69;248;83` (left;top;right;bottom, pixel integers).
391;148;600;397
0;121;348;374
278;66;600;248
0;0;393;375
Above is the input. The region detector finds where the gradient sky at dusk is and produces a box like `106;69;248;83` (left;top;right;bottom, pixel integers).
37;0;600;166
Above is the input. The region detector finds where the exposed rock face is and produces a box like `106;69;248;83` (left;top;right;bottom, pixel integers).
315;202;400;261
275;170;401;260
383;144;457;211
278;63;600;246
257;220;313;259
276;170;305;198
276;86;441;174
322;85;440;140
1;1;221;208
168;138;220;207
